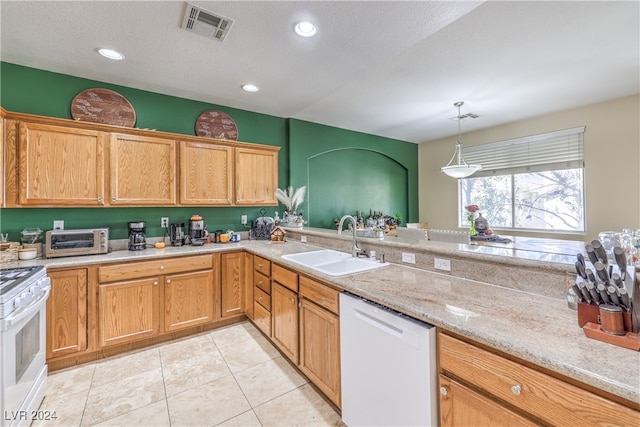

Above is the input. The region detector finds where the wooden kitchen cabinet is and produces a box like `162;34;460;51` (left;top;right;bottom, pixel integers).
234;147;278;205
109;133;176;205
439;375;535;427
98;277;160;347
179;141;233;205
46;268;88;358
438;332;640;426
271;265;299;363
17;122;106;206
252;255;272;336
298;276;341;408
164;269;215;331
220;251;245;319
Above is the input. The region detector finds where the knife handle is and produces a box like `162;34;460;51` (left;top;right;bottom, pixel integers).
597;284;610;304
611;273;624;288
594;261;610;284
591;240;608;264
577;282;592;304
584;244;599;264
619;288;631;310
586;283;601;304
613;247;627;280
571;283;584;303
607;286;621;306
575;261;587;280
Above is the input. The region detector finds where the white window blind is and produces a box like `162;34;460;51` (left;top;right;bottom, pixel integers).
463;126;585;177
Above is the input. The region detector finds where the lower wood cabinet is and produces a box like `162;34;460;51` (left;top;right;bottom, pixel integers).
46;268;88;358
438;331;640;426
164;270;215;331
220;252;245;319
98;277;161;347
299;282;341;408
271;282;299;363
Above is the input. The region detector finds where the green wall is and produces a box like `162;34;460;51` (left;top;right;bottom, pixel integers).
288;119;418;228
0;62;418;240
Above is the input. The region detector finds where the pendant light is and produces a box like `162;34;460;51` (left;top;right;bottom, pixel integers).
441;101;482;178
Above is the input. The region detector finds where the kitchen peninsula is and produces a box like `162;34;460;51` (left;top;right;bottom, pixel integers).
11;234;639;417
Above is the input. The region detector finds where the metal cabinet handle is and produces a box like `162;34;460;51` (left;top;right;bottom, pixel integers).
97;197;103;202
111;197;116;202
258;280;263;285
511;385;522;396
166;279;171;284
291;298;295;304
439;386;448;396
160;265;164;270
258;264;263;268
153;281;158;286
258;296;263;301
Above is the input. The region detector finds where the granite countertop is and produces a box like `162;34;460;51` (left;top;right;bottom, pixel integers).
8;239;639;406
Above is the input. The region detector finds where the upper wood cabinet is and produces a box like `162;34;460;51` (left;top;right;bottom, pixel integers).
179;141;233;205
18;122;106;206
235;147;278;205
109;133;176;205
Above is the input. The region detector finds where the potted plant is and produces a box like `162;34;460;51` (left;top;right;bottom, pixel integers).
275;186;307;227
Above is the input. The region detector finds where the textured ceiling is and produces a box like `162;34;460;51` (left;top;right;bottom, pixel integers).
1;1;638;143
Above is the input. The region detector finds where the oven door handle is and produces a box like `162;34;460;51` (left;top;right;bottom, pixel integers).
1;286;50;330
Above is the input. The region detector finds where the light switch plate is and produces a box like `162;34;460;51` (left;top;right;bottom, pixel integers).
301;236;307;243
401;252;416;264
241;215;248;225
434;258;451;271
53;220;64;230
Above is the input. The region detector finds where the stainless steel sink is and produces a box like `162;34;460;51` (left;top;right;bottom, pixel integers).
282;249;389;276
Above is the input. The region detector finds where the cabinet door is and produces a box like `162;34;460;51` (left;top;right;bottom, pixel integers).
98;277;160;347
299;297;341;408
18;122;105;205
110;133;176;205
179;141;233;205
220;252;245;318
271;282;298;363
164;270;215;331
46;269;88;358
439;375;535;427
235;147;278;205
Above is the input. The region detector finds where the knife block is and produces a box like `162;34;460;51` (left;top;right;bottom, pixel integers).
577;302;640;351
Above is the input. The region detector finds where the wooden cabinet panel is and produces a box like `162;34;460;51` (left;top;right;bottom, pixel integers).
271;282;298;363
299;297;341;408
439;375;535;427
253;301;272;337
164;270;215;331
99;255;213;283
18;122;105;205
254;270;271;294
253;255;271;276
110;133;176;205
235;147;278;205
272;264;298;292
98;277;160;347
299;276;339;314
220;252;245;318
46;269;87;358
254;286;271;311
439;333;640;426
179;141;233;205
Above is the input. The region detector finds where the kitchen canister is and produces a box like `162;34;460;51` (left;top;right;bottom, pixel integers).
599;304;625;335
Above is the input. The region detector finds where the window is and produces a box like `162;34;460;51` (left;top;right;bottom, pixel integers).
459;127;585;233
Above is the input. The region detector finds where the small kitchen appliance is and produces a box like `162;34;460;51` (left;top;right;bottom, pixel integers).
189;215;205;245
170;223;186;246
45;228;109;258
128;221;146;251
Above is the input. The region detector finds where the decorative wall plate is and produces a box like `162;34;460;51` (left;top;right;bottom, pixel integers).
195;110;238;140
71;88;136;127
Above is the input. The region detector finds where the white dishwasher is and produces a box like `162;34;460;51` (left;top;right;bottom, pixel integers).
340;292;437;427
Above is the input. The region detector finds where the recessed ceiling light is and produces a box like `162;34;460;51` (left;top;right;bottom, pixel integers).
98;48;125;60
242;84;259;92
294;21;317;37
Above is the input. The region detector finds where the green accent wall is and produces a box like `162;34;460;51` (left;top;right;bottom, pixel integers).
288;119;418;228
0;62;418;240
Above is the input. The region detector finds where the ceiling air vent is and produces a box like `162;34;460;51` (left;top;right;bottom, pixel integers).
181;3;234;41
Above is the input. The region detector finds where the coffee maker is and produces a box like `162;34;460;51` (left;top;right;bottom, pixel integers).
170;222;185;246
128;221;146;251
190;214;205;245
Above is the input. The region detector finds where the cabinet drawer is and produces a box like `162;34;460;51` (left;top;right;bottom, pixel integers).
254;286;271;311
272;264;298;292
438;333;639;426
99;255;213;283
254;270;271;294
253;301;271;336
254;255;271;276
299;276;339;314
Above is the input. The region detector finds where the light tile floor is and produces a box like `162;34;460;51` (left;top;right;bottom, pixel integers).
36;322;343;427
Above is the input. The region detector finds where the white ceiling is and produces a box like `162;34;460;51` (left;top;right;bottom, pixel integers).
1;1;638;144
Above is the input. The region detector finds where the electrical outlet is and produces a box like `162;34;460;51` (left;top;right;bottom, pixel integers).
401;252;416;264
301;236;307;243
53;220;64;230
241;215;248;225
161;217;169;228
434;258;451;271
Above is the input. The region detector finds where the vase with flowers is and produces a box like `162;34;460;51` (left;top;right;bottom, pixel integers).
275;186;307;227
464;204;479;236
